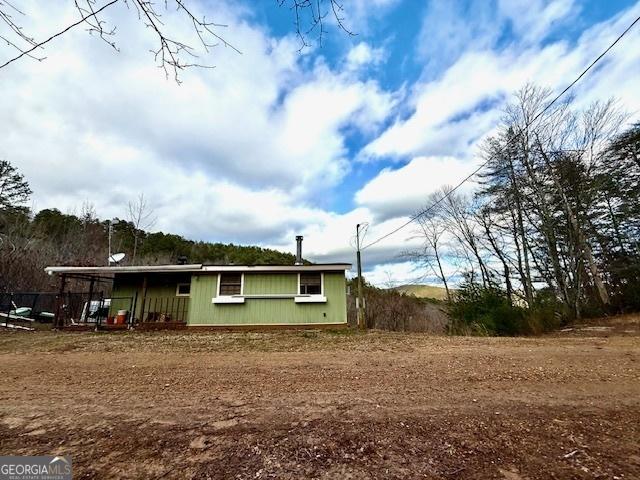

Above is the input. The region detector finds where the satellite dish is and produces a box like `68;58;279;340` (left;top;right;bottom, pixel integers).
109;252;126;264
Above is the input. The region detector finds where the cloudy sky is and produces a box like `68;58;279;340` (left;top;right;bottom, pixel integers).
2;0;640;285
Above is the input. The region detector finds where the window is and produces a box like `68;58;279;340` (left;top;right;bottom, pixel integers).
299;273;322;295
219;273;242;296
176;283;191;297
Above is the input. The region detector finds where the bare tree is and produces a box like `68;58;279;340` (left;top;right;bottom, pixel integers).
127;193;156;265
475;84;636;318
0;0;354;80
80;200;97;224
475;205;514;302
407;196;453;301
438;186;491;288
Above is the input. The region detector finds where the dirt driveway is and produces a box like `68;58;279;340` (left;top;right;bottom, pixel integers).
0;317;639;479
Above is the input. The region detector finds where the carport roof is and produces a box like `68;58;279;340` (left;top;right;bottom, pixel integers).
44;263;352;276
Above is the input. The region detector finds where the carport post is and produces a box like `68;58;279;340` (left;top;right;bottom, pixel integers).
4;293;12;327
139;275;148;324
87;277;95;323
54;274;66;330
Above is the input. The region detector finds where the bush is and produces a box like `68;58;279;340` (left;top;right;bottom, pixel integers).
346;279;449;333
527;288;563;334
449;282;559;336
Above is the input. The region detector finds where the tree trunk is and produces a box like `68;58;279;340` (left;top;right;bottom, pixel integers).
537;142;610;307
506;154;534;306
433;245;451;302
132;233;139;265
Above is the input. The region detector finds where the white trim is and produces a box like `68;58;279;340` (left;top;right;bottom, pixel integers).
45;264;203;275
45;263;351;275
202;264;350;272
212;296;245;304
294;295;327;303
243;294;296;299
213;272;244;303
175;283;191;297
210;293;327;303
298;271;323;295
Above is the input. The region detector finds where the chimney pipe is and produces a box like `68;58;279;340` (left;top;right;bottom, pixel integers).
295;235;303;265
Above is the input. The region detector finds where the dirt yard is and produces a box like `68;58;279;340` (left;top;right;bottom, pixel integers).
0;315;639;479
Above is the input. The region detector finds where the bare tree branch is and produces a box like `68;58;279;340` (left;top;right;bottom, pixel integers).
0;0;242;81
127;193;156;265
278;0;355;51
0;0;119;70
0;1;353;81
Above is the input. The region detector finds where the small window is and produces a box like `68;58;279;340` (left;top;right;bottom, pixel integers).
176;283;191;297
300;273;322;295
219;273;242;296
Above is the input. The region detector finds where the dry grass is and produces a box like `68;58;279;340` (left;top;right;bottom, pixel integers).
1;313;638;355
0;328;439;354
0;317;639;479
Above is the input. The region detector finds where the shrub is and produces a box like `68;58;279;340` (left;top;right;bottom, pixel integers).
449;282;560;336
346;279;449;333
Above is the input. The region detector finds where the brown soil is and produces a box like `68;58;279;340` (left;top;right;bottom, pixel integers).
0;315;639;479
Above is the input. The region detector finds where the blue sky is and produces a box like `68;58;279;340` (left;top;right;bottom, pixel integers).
2;0;640;285
263;0;640;215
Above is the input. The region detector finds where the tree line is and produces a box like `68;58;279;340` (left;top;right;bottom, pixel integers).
409;85;639;332
0;170;296;292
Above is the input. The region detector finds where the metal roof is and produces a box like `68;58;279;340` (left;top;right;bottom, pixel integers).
44;265;204;275
44;263;351;275
201;264;351;272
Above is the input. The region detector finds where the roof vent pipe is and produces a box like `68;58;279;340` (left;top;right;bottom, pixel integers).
295;236;303;265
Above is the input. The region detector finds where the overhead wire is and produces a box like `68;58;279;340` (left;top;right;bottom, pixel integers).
361;13;640;251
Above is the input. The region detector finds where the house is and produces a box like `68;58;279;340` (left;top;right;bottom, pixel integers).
44;237;351;330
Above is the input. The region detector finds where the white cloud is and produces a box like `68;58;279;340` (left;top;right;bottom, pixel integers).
497;0;577;43
0;0;394;241
2;0;640;289
355;156;480;221
362;261;426;287
416;0;576;73
363;2;640;162
339;0;402;34
346;2;640;285
345;42;385;69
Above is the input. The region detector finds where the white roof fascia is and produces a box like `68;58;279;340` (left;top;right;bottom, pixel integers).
44;265;203;275
201;264;351;272
44;263;352;275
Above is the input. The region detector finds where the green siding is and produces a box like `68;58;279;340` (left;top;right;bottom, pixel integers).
243;273;297;295
112;271;348;326
111;273;191;321
187;272;347;326
188;273;218;325
109;285;139;318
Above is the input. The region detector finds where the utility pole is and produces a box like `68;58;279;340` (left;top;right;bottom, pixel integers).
356;224;365;330
108;218;119;265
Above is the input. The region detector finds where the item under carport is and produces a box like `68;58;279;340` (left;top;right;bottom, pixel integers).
115;310;128;325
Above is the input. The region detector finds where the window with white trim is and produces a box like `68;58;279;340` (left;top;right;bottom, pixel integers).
176;283;191;297
299;273;322;295
219;273;242;295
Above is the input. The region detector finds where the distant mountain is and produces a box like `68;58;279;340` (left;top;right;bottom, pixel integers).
393;284;452;301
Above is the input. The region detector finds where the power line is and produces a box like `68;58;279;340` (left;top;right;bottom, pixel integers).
361;12;640;251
